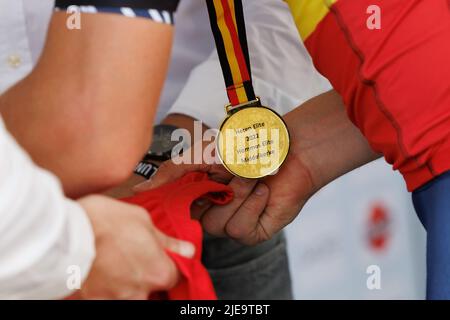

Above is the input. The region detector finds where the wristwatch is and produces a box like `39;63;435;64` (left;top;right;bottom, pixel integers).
134;161;158;180
144;124;183;162
134;124;183;179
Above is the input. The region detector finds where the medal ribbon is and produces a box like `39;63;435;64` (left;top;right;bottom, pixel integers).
206;0;257;107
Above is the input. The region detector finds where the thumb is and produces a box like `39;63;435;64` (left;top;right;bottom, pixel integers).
154;228;196;259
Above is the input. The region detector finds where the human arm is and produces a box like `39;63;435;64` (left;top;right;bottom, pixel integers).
139;90;381;245
0;5;174;198
0;116;193;299
106;0;331;198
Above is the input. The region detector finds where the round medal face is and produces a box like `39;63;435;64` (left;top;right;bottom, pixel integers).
217;106;290;179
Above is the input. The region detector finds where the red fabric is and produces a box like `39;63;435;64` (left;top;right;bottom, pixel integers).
121;172;233;300
305;0;450;191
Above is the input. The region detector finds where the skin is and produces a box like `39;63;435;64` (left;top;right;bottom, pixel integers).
0;13;173;198
134;90;381;245
0;12;193;299
104;113;206;199
74;195;195;299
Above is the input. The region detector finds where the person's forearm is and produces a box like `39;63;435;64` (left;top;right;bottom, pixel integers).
0;13;173;198
165;92;379;192
284;90;380;192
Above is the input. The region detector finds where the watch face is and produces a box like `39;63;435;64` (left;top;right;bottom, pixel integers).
148;124;182;161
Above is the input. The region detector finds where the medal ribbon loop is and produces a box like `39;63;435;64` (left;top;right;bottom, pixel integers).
206;0;257;107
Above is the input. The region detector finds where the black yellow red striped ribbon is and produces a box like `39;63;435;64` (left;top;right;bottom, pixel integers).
206;0;257;107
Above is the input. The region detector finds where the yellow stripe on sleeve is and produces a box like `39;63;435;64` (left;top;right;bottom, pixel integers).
285;0;337;41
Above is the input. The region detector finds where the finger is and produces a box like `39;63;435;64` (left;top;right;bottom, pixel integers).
225;183;270;245
128;292;149;300
191;199;212;220
200;177;258;237
149;255;181;292
257;204;298;244
133;161;212;193
154;228;196;258
117;290;149;300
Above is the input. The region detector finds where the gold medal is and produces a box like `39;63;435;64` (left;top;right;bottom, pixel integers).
217;99;290;179
207;0;290;178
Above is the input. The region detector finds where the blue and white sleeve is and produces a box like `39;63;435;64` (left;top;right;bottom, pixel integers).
55;0;180;25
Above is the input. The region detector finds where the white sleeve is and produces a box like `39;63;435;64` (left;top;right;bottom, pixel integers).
0;118;95;300
168;0;331;129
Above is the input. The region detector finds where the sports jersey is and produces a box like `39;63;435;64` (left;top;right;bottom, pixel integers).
286;0;450;191
121;172;233;300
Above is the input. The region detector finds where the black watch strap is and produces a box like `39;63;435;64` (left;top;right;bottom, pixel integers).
134;161;158;180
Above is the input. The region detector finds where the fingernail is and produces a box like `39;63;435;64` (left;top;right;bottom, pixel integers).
255;183;267;196
179;241;196;258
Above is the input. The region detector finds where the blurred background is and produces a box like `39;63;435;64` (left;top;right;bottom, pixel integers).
286;158;426;299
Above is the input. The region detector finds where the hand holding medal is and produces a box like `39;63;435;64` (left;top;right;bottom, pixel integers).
206;0;290;179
